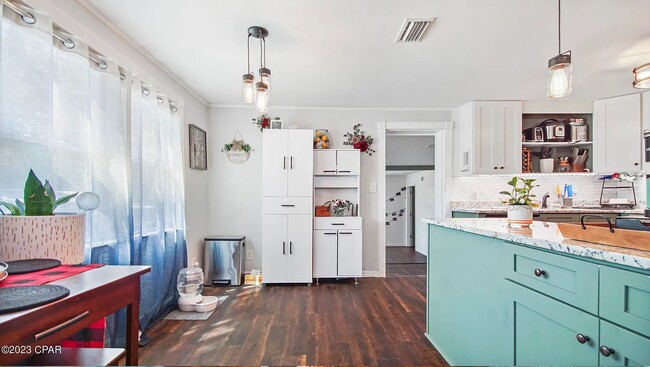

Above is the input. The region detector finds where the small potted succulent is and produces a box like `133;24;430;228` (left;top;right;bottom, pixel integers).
500;177;539;227
0;170;99;264
324;199;353;217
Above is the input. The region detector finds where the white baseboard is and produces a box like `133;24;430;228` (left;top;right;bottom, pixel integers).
362;270;382;277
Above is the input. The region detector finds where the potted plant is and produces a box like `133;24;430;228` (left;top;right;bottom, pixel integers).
0;170;95;264
500;177;539;227
324;199;353;217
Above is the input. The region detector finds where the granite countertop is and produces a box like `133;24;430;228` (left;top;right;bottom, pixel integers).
452;207;644;215
423;218;650;271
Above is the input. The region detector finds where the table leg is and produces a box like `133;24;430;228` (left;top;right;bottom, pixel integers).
126;293;140;365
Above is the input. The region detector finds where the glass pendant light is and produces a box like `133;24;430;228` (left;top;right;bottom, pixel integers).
547;0;572;98
255;81;269;112
633;63;650;89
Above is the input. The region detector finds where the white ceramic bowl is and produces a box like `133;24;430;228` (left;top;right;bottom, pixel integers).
178;295;219;312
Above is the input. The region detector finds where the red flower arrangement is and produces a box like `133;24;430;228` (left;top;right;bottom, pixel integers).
252;114;278;132
343;123;375;155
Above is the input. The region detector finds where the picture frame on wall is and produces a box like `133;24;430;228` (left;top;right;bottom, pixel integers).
189;124;207;170
270;119;283;130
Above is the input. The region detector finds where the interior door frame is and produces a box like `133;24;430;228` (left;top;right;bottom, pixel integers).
377;121;453;278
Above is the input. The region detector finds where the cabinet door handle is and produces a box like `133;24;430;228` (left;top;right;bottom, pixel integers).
576;334;590;344
282;241;286;255
494;166;498;170
534;268;546;277
284;156;287;170
500;166;504;169
324;232;337;235
281;204;295;207
291;156;294;169
289;241;293;254
323;170;336;173
331;223;344;226
634;162;639;166
35;311;90;341
599;346;615;357
339;232;353;235
338;170;351;173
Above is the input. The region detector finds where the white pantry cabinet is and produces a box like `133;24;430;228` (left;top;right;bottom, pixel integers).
453;101;522;176
263;129;313;197
262;129;313;285
314;149;360;176
313;228;362;279
593;94;642;173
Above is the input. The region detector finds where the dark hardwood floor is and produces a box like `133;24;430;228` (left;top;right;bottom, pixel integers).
139;276;447;366
386;246;427;276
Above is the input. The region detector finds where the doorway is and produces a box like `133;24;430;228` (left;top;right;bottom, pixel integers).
377;122;453;278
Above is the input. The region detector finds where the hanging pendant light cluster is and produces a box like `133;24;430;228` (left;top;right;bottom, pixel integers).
242;26;271;112
547;0;572;99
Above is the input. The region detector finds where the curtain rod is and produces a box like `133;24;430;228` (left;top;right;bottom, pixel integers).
3;0;107;69
2;0;178;111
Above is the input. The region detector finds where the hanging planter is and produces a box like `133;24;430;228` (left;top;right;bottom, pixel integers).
222;131;252;164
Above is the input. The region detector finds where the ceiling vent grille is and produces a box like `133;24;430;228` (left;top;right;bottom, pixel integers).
395;18;435;43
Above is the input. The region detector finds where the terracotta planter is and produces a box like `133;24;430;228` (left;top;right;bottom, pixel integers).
0;214;85;264
507;205;533;228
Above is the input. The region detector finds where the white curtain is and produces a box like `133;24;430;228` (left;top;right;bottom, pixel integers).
0;3;187;342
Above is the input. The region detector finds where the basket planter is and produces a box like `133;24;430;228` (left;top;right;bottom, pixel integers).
507;205;533;228
0;214;85;264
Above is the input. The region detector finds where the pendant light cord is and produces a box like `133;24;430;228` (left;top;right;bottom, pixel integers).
262;38;266;68
247;34;251;74
558;0;561;54
259;38;264;71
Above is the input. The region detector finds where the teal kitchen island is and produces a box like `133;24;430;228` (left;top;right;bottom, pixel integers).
424;218;650;366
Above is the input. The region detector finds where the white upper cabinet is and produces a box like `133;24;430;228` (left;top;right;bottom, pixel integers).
593;94;642;173
263;129;313;197
454;101;522;175
314;149;360;176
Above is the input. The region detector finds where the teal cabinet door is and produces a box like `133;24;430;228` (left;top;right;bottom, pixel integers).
510;282;599;366
600;266;650;337
427;226;513;366
599;320;650;366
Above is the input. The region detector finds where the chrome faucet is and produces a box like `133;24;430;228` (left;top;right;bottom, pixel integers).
541;192;550;209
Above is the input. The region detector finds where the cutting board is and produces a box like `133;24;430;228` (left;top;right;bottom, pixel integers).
558;222;650;252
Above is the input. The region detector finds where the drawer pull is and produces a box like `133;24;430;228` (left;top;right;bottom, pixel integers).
576;334;590;344
534;268;546;277
331;223;344;226
599;346;615;357
35;311;90;341
322;170;336;173
324;232;337;235
339;232;353;235
281;204;295;207
338;170;351;173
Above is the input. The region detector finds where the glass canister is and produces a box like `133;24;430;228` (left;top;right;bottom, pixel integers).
177;267;204;297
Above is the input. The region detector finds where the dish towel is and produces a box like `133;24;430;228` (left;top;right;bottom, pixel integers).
0;264;106;348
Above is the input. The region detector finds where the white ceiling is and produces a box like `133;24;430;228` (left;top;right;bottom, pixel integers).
85;0;650;108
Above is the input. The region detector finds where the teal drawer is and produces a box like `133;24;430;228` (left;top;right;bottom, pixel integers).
506;243;599;314
599;320;650;366
600;266;650;337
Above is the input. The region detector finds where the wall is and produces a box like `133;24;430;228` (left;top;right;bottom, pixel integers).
209;106;452;273
385;175;406;246
28;0;211;265
406;171;435;256
386;136;435;166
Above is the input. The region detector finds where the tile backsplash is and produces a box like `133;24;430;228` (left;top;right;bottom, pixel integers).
448;174;647;208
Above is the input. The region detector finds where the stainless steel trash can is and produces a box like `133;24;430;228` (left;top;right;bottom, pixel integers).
204;235;245;286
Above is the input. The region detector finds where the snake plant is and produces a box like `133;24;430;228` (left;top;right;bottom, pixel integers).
0;169;78;216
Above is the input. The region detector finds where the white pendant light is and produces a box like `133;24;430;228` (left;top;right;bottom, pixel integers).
547;0;572;99
633;63;650;89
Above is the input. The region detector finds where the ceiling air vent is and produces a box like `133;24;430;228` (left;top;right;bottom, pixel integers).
395;18;436;43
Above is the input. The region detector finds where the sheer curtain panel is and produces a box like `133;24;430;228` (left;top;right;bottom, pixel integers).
0;2;187;347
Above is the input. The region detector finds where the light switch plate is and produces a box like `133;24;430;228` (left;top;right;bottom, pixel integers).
246;250;254;260
369;182;377;193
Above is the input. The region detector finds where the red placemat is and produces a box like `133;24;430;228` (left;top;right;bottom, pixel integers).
0;263;106;348
0;264;104;288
